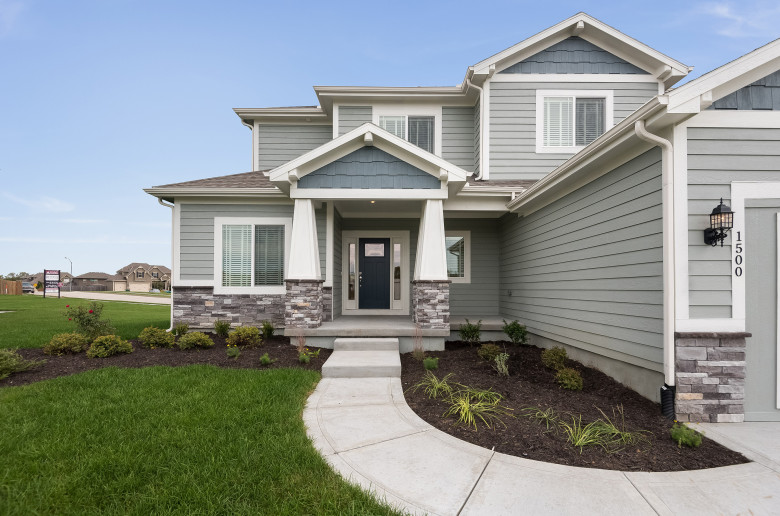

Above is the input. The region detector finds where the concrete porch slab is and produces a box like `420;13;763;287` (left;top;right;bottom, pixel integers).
321;350;401;378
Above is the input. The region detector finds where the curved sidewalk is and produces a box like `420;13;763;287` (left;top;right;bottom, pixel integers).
304;377;780;516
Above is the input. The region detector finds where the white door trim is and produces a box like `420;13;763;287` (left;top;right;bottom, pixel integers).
341;230;410;316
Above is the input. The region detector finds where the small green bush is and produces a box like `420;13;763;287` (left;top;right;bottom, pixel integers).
541;346;567;371
502;319;528;345
260;320;275;340
44;332;89;356
64;302;115;341
410;372;457;399
259;353;276;366
137;327;174;349
226;326;262;347
493;352;510;377
423;357;439;370
298;353;310;364
555;367;583;391
0;349;45;379
214;320;231;338
226;346;241;359
172;323;189;338
670;423;703;448
458;319;482;344
477;343;502;361
177;332;214;350
86;335;133;358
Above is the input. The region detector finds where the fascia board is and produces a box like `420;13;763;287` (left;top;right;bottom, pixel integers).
143;188;285;198
667;40;780;112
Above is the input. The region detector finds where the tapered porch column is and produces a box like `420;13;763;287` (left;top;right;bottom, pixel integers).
413;199;450;329
285;199;323;329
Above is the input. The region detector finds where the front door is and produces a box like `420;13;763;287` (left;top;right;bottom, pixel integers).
358;238;390;309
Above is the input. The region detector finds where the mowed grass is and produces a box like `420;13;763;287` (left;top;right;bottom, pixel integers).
0;366;399;515
0;296;170;349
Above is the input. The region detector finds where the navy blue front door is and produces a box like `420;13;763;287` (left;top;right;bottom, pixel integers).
359;238;390;309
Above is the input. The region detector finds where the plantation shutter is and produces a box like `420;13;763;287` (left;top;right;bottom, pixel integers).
379;116;406;139
408;116;434;153
222;225;251;287
575;98;605;146
254;225;284;286
543;97;573;147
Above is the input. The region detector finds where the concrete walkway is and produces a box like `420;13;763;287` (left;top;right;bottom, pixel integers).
304;377;780;515
34;291;170;305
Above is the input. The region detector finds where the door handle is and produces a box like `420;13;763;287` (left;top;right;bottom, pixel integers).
359;272;363;287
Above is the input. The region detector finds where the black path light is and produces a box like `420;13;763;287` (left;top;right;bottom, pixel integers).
703;198;734;247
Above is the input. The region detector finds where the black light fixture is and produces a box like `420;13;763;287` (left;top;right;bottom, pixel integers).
703;198;734;247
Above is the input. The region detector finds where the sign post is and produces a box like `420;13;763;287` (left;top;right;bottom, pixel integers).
44;270;61;299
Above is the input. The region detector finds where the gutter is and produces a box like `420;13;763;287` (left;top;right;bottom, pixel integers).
158;198;175;332
634;120;676;393
143;187;287;199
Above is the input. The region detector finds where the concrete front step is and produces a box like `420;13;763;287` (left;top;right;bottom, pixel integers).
333;338;400;352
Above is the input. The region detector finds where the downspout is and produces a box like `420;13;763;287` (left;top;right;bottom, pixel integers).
465;74;484;181
158;197;174;332
634;120;676;417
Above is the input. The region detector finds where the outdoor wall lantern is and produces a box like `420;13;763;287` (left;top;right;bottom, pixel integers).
703;198;734;247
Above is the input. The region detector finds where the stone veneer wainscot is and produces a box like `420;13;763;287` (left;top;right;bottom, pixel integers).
172;287;285;329
412;280;450;330
285;279;324;329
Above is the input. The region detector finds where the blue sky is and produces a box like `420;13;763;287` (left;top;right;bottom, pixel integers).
1;0;778;277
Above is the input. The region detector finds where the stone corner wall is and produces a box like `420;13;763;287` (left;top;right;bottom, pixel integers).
412;280;450;330
285;279;324;329
674;332;749;423
172;286;285;329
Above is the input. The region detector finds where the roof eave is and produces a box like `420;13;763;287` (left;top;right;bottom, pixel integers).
143;187;286;199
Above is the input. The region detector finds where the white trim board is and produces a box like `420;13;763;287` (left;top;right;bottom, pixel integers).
534;90;615;154
491;74;661;83
684;110;780;128
444;230;471;284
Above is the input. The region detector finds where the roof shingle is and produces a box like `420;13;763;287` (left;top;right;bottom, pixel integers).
154;170;276;189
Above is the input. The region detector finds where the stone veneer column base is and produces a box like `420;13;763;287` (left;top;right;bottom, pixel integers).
675;332;750;423
172;287;285;329
285;279;324;329
411;280;450;330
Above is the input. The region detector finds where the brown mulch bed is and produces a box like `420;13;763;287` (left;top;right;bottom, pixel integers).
2;335;330;388
401;341;749;472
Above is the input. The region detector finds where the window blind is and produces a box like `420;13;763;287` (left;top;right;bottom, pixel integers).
543;97;573;147
408;116;434;153
575;98;605;146
254;225;284;286
222;225;251;287
379;116;406;139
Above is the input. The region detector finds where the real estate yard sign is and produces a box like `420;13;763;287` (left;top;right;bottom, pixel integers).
44;269;60;298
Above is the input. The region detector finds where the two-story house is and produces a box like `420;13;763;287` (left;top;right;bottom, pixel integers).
146;13;780;423
115;263;171;292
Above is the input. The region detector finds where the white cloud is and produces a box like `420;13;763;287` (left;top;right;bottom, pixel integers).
696;1;780;38
3;193;74;213
0;0;24;36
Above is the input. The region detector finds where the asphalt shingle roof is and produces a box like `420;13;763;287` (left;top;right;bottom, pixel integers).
154;170;275;189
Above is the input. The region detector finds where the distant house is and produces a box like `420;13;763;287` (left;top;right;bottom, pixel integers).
115;263;171;292
71;272;125;291
26;272;74;289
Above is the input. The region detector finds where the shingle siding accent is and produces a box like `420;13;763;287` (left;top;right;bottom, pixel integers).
500;37;649;75
257;124;332;170
339;106;372;135
499;149;664;373
297;147;441;189
711;70;780;110
488;81;659;180
442;106;475;172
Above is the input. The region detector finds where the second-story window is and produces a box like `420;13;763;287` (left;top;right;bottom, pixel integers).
536;90;613;153
379;115;434;153
136;270;145;279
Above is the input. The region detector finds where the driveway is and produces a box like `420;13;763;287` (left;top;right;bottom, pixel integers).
34;291;171;305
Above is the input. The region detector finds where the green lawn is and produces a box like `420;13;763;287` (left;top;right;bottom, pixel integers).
0;296;170;349
0;366;398;515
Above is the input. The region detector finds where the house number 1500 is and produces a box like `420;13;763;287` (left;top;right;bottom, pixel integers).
734;231;743;277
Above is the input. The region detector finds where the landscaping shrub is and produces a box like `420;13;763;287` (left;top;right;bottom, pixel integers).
298;353;310;364
226;326;262;347
172;323;189;338
443;388;513;430
411;324;425;361
410;372;457;399
260;320;275;340
137;326;174;349
64;302;115;341
555;367;583;391
298;348;320;364
44;332;89;356
423;357;439;370
670;423;703;448
493;352;510;377
259;353;276;366
541;346;567;371
521;407;561;432
86;335;133;358
177;332;214;350
502;319;528;345
477;343;501;361
458;319;482;344
226;345;241;359
0;349;45;379
214;320;231;338
559;415;612;453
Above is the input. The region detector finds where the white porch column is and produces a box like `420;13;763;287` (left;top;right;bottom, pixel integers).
414;199;448;280
287;198;321;280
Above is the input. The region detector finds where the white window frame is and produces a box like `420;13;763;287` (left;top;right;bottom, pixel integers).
445;230;471;284
213;217;292;295
535;90;614;154
373;105;442;156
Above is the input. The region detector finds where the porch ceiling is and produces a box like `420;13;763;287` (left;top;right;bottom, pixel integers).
335;199;425;218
